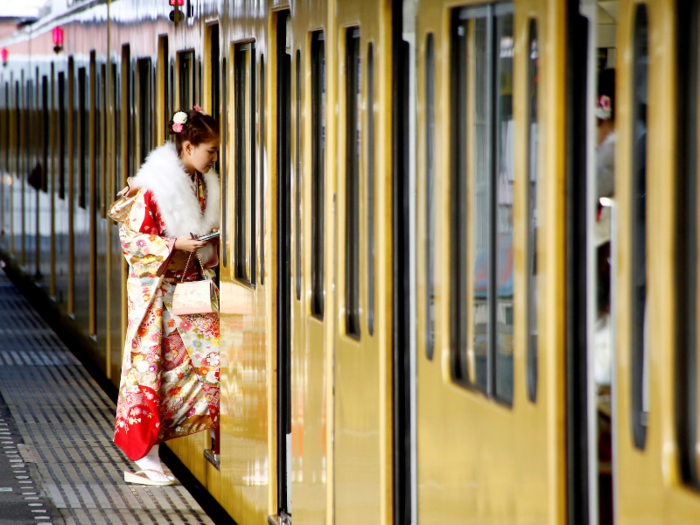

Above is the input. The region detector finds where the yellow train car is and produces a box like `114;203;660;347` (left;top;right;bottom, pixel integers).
2;0;700;524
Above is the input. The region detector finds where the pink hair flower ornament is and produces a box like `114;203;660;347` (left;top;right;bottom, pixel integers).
172;111;188;133
595;95;613;121
193;105;203;112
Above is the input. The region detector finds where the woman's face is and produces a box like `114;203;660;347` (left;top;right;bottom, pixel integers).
182;138;220;174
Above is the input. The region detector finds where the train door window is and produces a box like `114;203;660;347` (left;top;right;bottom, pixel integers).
158;36;169;144
295;49;302;301
233;42;256;285
58;72;66;199
310;32;325;318
678;0;700;488
221;56;228;268
526;20;539;402
450;4;515;404
345;27;361;339
78;66;87;209
259;56;265;284
41;75;49;193
179;51;194;109
137;59;153;166
425;33;436;359
367;43;375;335
630;3;648;450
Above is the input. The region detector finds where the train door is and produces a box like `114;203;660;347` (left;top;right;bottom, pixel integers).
567;2;620;524
275;10;293;522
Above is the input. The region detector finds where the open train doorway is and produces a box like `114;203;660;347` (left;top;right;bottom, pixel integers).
568;2;619;525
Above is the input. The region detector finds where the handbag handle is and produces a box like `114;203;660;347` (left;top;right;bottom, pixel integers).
180;250;204;283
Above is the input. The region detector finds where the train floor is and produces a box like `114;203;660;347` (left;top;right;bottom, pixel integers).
0;270;215;525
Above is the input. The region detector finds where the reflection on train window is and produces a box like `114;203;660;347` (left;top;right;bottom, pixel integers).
295;49;302;301
41;75;49;193
58;72;66;199
367;42;375;335
259;56;265;284
345;27;361;339
450;4;515;405
234;42;256;286
311;32;325;319
425;32;435;359
526;20;539;403
78;66;87;210
630;3;648;451
137;59;152;167
179;51;194;109
677;0;700;488
221;56;228;268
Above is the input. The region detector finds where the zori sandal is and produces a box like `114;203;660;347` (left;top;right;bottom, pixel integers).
124;469;176;486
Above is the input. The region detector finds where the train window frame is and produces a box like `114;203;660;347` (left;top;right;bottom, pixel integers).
310;31;325;319
425;32;436;359
449;3;515;405
677;0;700;488
259;55;265;285
78;66;88;210
345;26;362;340
630;2;649;451
233;41;257;287
295;48;302;302
367;42;375;336
526;19;539;403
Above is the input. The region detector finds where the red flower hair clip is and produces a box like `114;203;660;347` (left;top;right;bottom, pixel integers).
193;105;203;113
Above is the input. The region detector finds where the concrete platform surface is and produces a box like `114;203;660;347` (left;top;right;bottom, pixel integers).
0;270;216;525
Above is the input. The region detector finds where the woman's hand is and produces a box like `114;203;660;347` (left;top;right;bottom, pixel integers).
174;236;207;253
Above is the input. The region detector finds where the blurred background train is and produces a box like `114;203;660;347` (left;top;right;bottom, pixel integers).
1;0;700;523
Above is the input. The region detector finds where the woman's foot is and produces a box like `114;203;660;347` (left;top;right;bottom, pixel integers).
124;469;175;486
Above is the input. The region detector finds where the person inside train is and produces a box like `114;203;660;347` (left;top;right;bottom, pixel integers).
109;107;221;486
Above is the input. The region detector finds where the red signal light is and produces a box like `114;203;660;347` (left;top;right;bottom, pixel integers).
52;27;64;46
1;48;7;63
169;0;185;5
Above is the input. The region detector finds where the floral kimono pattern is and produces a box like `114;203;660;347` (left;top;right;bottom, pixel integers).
112;172;220;462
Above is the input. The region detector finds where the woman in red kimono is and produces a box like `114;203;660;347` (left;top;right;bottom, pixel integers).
110;108;221;485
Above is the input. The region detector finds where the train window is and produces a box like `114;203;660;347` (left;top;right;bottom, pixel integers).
630;3;648;450
98;64;106;217
526;20;539;403
233;42;256;286
295;49;302;302
159;36;169;140
122;45;132;189
677;0;700;488
78;66;87;209
345;27;361;339
311;32;325;318
137;59;152;166
425;33;436;359
41;75;49;193
450;4;515;404
259;55;265;284
208;26;220;175
367;43;375;335
58;72;66;200
179;51;194;109
221;56;228;268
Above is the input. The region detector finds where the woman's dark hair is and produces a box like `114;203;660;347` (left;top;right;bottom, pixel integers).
167;109;220;156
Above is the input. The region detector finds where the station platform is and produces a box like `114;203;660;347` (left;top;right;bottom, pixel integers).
0;270;215;525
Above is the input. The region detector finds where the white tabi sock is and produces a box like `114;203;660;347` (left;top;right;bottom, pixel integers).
134;446;173;482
